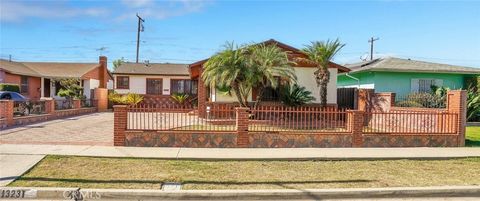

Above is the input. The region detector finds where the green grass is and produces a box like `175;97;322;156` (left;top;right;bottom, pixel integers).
466;126;480;147
9;156;480;190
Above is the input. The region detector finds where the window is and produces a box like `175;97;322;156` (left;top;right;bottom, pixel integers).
411;79;443;93
116;76;129;89
20;76;28;94
171;79;198;95
260;77;288;101
146;78;163;95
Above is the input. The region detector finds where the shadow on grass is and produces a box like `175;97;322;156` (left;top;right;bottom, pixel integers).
466;139;480;147
14;177;374;186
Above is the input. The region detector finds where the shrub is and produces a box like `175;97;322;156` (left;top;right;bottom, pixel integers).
0;83;20;92
171;93;190;105
108;92;143;106
467;88;480;122
395;100;424;108
280;84;315;107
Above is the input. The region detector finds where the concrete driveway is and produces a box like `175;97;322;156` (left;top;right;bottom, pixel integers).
0;113;113;146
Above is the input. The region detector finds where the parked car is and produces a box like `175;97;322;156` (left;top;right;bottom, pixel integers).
0;91;27;101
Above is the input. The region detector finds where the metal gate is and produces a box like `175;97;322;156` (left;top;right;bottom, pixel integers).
337;88;358;109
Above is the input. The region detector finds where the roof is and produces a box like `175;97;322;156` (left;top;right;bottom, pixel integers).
113;62;190;76
344;57;480;74
0;59;101;78
189;39;351;78
21;62;100;78
0;59;41;77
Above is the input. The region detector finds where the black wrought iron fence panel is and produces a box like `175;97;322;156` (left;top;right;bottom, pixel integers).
13;100;46;116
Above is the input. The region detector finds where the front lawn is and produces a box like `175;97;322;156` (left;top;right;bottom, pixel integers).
9;156;480;190
466;126;480;147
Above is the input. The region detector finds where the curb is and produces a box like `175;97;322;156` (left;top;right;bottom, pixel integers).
1;186;480;200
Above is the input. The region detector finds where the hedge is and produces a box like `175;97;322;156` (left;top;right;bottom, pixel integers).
0;83;20;92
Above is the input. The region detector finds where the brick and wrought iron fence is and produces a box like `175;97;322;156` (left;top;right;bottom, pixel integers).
114;91;466;148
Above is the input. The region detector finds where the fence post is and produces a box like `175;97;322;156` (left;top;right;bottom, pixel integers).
236;107;249;147
0;100;14;126
44;99;55;115
446;90;467;146
73;99;81;109
113;105;128;146
349;110;364;147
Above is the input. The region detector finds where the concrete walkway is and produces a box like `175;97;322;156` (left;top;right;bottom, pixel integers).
1;144;479;160
0;154;45;186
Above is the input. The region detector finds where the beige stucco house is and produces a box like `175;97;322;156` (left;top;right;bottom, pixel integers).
189;39;350;106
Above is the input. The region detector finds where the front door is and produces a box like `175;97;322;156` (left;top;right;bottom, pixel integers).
44;79;51;97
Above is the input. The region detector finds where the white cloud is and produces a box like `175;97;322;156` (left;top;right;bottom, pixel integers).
0;0;108;22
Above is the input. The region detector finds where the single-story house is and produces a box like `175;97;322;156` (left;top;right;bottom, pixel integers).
0;56;113;100
112;39;350;107
189;39;350;106
113;62;196;96
337;57;480;97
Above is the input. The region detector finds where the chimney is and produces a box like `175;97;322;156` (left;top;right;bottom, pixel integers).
99;56;107;88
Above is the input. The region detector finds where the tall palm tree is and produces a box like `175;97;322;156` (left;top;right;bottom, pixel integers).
202;42;251;107
248;44;296;108
302;39;345;106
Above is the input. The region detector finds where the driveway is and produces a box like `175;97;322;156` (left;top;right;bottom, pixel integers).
0;113;113;146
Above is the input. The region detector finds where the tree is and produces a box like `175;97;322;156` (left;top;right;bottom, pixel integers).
202;42;251;107
301;39;345;106
202;42;297;108
249;44;296;108
112;57;125;71
56;78;83;99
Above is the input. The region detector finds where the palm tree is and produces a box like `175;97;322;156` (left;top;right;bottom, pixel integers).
202;42;297;108
202;42;251;107
301;39;345;106
248;44;296;108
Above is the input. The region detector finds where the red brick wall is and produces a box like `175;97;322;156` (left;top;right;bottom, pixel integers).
3;73;41;99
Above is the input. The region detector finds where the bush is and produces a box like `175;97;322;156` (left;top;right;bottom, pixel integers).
467;88;480;122
280;84;315;107
395;100;424;108
171;93;190;105
108;92;143;106
0;83;20;92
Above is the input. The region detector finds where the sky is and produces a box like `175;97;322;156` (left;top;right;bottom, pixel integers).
1;0;479;70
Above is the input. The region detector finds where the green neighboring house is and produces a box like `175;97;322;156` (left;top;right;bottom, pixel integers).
337;57;480;97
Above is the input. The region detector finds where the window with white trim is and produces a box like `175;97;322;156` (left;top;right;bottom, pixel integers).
411;79;443;93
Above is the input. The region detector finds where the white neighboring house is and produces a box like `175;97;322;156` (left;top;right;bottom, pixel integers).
113;62;197;96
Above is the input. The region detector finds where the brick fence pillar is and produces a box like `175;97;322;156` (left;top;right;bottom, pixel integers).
113;105;128;146
197;67;207;118
349;110;364;147
94;88;108;112
0;100;14;126
236;107;249;147
357;89;374;112
73;99;81;109
447;90;467;146
44;99;55;114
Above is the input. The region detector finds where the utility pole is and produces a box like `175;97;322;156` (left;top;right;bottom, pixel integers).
9;55;11;62
368;37;379;60
136;13;145;63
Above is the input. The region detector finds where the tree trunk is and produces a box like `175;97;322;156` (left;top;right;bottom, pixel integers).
315;67;330;106
253;86;264;110
232;83;247;107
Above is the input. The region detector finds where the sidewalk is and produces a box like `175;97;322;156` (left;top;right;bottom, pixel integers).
1;144;479;160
